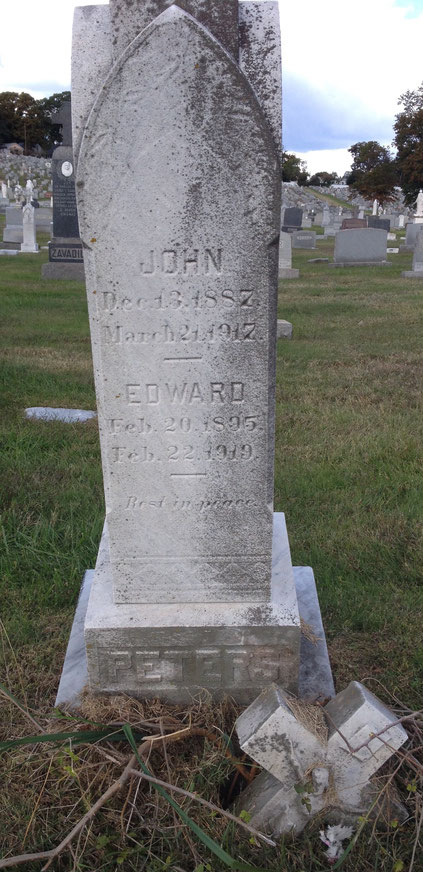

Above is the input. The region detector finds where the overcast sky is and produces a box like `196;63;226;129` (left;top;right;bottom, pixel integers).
0;0;422;175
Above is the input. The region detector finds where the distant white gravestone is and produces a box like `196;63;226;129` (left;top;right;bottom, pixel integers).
67;0;327;703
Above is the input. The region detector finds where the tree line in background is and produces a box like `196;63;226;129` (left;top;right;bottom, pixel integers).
283;81;423;208
0;81;422;206
0;91;70;153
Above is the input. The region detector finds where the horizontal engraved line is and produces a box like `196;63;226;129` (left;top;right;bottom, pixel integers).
119;556;268;560
170;473;207;478
164;356;203;361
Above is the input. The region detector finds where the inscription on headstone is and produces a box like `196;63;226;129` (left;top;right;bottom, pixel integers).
77;6;279;605
42;101;84;280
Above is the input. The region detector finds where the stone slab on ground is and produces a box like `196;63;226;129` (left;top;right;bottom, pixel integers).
278;267;299;279
56;559;333;709
402;271;423;278
308;257;329;263
0;249;19;256
277;320;293;340
329;262;392;268
25;407;97;423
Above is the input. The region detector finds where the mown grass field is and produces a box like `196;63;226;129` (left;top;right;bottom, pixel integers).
0;225;422;871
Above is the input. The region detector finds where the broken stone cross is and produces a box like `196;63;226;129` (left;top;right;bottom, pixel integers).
235;681;408;836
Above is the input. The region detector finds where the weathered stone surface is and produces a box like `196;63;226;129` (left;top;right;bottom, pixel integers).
236;683;326;786
57;557;334;708
239;2;282;155
72;5;113;165
277;320;292;340
110;0;239;60
76;5;281;605
334;229;388;264
325;682;408;808
84;513;301;703
235;681;408;836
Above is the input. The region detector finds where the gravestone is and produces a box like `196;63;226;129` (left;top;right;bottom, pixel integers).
341;218;366;230
42;101;84;280
61;0;335;705
282;206;302;232
278;231;299;278
321;207;330;227
3;206;23;243
367;216;390;233
292;230;316;249
402;222;423;251
21;201;39;253
331;229;390;267
402;229;423;278
414;189;423;224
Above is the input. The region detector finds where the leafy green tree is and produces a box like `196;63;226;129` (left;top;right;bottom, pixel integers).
308;171;340;187
346;141;398;206
394;82;423;207
0;90;70;153
282;151;309;186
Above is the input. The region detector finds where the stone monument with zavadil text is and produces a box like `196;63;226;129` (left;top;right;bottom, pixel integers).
62;0;332;705
42;101;84;280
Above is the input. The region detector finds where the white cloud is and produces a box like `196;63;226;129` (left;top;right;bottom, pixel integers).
0;2;107;98
294;148;353;177
279;0;423;127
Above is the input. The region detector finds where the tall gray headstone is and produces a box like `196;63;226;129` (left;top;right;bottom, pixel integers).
279;231;299;279
66;0;326;704
42;101;84;280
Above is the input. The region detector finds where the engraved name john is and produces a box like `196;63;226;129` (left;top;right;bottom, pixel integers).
140;247;222;275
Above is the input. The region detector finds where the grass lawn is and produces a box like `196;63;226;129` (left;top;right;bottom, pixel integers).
0;231;422;871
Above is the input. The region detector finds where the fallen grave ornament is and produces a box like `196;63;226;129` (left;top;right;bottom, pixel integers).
235;681;408;836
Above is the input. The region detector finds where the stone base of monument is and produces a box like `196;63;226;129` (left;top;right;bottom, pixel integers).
0;249;19;256
278;268;299;279
56;513;334;709
42;262;85;280
328;261;392;268
402;270;423;278
42;237;85;281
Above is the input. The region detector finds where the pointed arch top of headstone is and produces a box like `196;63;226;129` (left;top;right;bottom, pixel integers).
110;0;239;60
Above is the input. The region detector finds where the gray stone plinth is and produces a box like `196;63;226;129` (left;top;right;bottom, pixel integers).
277;320;293;340
329;262;392;268
84;513;300;704
0;249;19;256
278;267;299;279
42;262;85;280
25;407;97;423
402;270;423;278
55;520;334;709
